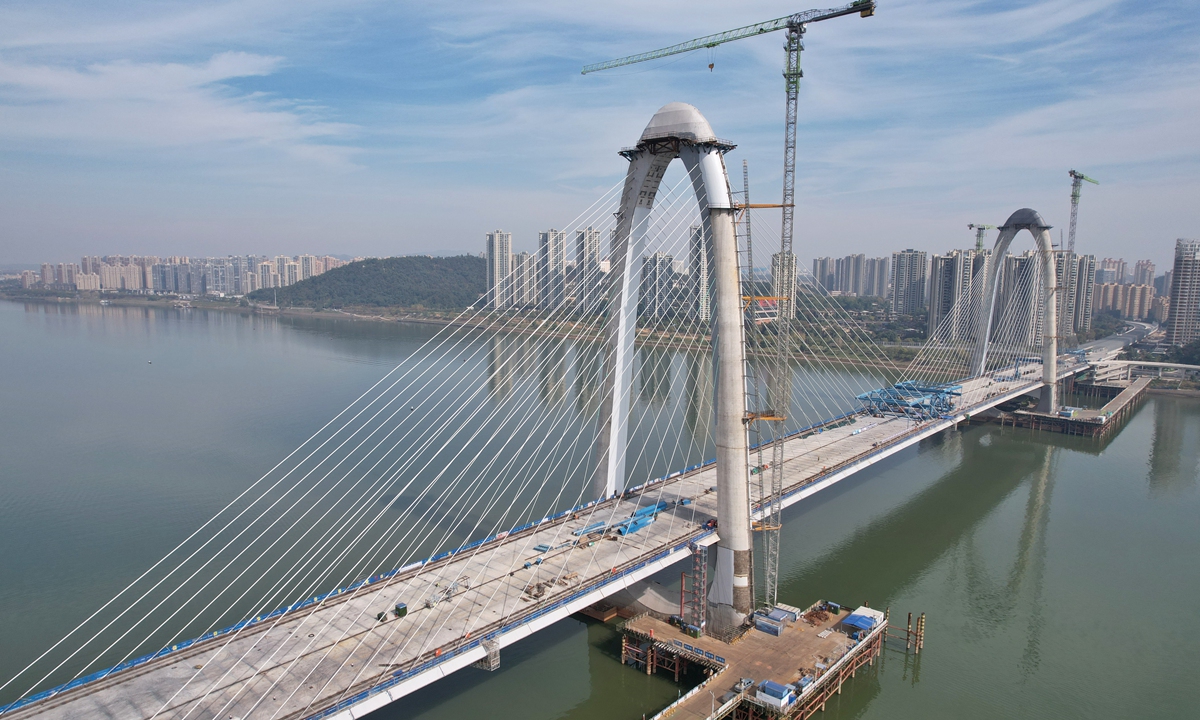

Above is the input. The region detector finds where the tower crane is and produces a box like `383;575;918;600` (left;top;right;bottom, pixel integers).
583;1;876;610
968;224;996;252
1067;170;1099;255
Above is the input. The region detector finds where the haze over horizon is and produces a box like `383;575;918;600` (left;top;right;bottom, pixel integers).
1;0;1196;267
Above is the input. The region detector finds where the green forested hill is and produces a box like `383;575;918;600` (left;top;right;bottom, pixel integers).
249;255;485;310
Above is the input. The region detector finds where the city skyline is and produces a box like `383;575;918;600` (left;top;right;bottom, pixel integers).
15;253;349;296
0;2;1196;267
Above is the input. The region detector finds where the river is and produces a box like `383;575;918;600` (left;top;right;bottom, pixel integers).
1;300;1197;719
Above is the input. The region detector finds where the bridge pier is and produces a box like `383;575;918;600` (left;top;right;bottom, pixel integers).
595;102;753;623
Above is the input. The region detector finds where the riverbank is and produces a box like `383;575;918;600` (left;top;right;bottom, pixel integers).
1;293;919;370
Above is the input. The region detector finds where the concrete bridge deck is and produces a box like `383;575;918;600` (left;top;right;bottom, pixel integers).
6;361;1086;720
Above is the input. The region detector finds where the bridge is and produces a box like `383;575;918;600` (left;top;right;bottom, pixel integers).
1;104;1114;720
1091;359;1200;383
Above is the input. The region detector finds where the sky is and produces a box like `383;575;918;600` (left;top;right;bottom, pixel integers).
0;0;1197;268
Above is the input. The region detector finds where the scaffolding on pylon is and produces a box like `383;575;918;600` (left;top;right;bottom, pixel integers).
679;542;708;632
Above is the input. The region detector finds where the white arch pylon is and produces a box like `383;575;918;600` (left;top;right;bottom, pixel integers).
972;208;1059;413
592;102;754;619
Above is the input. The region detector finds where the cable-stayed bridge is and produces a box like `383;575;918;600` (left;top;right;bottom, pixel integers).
1;104;1098;720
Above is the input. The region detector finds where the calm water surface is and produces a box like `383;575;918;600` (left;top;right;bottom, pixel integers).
1;300;1197;719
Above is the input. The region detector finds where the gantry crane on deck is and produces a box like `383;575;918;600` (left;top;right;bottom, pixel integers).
583;1;877;611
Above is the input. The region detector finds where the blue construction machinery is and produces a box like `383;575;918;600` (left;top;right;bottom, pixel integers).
996;356;1043;381
857;381;962;420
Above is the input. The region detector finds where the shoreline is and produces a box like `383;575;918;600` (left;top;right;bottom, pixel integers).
2;294;917;370
1147;387;1200;398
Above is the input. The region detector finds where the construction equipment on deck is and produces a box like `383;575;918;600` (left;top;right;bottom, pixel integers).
1067;170;1099;254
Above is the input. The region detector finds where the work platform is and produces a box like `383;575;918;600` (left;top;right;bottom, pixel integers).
1001;377;1150;438
620;602;887;720
5;361;1084;720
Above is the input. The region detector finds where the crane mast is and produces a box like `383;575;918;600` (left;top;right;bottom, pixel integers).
968;223;996;253
1067;170;1099;255
582;1;876;611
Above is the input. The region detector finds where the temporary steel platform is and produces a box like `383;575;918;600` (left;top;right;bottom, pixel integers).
619;600;906;720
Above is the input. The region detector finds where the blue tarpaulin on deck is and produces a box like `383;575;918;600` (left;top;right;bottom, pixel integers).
842;614;876;631
759;680;791;699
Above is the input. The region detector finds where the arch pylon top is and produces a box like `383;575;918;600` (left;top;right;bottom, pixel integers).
972;207;1059;413
999;208;1052;232
639;102;724;145
593;102;753;622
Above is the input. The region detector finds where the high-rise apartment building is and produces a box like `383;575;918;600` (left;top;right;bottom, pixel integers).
1095;283;1155;320
205;261;230;296
1150;295;1170;323
1097;257;1127;284
772;251;798;320
1133;260;1155;287
486;229;512;309
537;229;567;311
835;254;865;296
1073;253;1097;334
512;252;537;307
812;255;887;297
273;255;290;286
688;225;711;323
812;257;835;293
890;250;927;316
928;249;989;340
640;252;675;319
1167;239;1200;346
257;261;278;291
55;262;79;286
991;251;1040;348
298;255;320;281
575;227;603;313
863;257;889;298
1053;251;1080;343
99;263;146;291
1155;271;1173;297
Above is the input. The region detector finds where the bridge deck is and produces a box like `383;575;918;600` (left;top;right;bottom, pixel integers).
7;364;1083;720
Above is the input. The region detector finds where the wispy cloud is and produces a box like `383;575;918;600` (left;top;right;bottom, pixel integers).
0;0;1196;264
0;52;355;163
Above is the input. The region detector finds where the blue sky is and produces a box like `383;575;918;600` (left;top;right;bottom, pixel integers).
1;0;1196;267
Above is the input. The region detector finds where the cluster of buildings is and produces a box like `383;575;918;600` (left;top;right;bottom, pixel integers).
486;228;1173;347
811;255;890;299
19;254;347;296
487;226;807;324
486;227;774;323
887;248;1164;344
